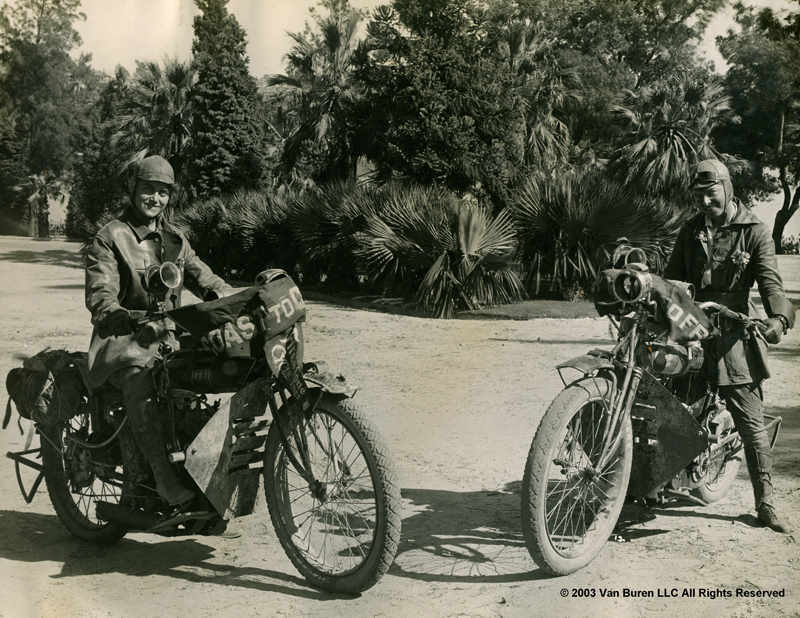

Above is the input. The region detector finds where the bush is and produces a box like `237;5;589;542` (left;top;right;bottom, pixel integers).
289;181;382;289
509;171;686;295
782;236;800;255
358;183;525;318
174;189;299;281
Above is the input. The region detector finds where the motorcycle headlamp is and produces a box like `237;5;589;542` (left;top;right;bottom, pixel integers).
611;270;652;304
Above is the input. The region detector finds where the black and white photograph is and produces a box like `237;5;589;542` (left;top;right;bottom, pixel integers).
0;0;798;616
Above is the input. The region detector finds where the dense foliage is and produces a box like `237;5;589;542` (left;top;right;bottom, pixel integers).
186;0;267;198
353;0;525;203
4;0;800;313
716;4;800;251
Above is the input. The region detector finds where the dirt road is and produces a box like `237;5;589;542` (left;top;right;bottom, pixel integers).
0;236;798;618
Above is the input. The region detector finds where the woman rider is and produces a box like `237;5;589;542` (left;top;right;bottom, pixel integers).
663;158;795;533
85;156;231;507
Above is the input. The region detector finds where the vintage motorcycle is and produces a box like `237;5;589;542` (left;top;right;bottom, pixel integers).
4;264;401;594
520;250;782;576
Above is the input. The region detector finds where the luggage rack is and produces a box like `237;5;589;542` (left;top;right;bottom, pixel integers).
6;447;45;504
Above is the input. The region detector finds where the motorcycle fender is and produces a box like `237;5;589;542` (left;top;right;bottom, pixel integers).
556;349;614;377
302;361;358;397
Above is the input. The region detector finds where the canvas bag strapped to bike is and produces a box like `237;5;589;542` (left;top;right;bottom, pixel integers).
4;349;89;429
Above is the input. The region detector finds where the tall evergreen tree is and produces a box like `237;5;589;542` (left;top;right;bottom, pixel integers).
0;0;100;235
187;0;266;199
717;5;800;251
66;66;132;238
354;0;525;204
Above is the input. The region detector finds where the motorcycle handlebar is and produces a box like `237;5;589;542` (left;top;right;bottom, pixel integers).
96;310;154;340
698;301;767;331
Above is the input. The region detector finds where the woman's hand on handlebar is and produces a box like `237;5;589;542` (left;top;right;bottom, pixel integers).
758;317;784;344
106;309;135;337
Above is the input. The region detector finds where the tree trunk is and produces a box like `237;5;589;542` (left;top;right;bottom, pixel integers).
772;185;800;254
37;201;50;238
27;201;38;237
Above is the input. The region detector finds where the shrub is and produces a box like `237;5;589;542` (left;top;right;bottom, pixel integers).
289;180;381;288
782;236;800;255
509;171;685;295
359;183;525;318
174;189;300;281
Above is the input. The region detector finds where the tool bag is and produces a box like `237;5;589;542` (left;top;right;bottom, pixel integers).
4;349;89;428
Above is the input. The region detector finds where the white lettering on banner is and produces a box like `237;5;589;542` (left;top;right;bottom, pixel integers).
199;288;305;353
201;314;256;352
270;343;286;365
290;287;303;306
667;304;684;322
223;322;244;344
665;300;710;340
236;315;256;339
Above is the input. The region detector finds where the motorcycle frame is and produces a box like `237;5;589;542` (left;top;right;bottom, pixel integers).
556;301;784;501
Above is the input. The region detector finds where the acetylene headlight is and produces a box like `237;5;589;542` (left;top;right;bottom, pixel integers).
612;270;652;304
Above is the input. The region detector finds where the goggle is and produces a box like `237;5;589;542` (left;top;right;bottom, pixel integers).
692;169;728;184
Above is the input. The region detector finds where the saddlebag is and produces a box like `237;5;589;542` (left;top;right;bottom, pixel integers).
4;349;89;428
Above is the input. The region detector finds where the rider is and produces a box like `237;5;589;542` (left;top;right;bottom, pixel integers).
85;155;231;507
663;158;796;533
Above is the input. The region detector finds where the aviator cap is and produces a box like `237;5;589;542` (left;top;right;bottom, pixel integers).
691;159;730;190
136;155;175;185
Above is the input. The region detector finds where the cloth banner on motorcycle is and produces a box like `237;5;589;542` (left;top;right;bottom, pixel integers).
4;349;89;430
166;273;307;358
594;270;717;344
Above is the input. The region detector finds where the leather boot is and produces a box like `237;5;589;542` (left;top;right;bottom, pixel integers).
745;447;791;533
128;396;195;507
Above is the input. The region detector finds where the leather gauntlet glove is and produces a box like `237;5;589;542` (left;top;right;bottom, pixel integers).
107;309;134;337
759;317;784;345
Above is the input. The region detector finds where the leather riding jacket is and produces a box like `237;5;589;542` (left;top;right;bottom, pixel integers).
663;201;795;385
85;208;230;389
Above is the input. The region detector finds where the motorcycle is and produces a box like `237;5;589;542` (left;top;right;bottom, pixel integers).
4;265;401;594
519;249;782;576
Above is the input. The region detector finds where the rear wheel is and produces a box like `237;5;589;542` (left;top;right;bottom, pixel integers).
691;425;742;504
40;410;137;544
264;395;401;593
522;378;632;575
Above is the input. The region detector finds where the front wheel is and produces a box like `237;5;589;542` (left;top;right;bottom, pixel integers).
264;395;401;593
521;377;632;575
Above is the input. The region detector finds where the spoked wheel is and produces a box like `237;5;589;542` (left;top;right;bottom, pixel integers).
522;377;632;575
264;395;401;594
40;411;137;543
691;420;742;504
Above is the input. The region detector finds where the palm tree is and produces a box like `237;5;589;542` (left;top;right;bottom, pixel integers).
109;58;194;179
358;183;525;318
15;171;65;238
510;171;684;295
612;75;733;192
499;20;582;170
266;7;365;183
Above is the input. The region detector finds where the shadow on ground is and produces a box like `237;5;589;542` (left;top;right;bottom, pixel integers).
391;484;546;583
0;249;83;269
0;510;344;600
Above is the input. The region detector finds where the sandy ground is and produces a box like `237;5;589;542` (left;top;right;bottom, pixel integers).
0;236;798;618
